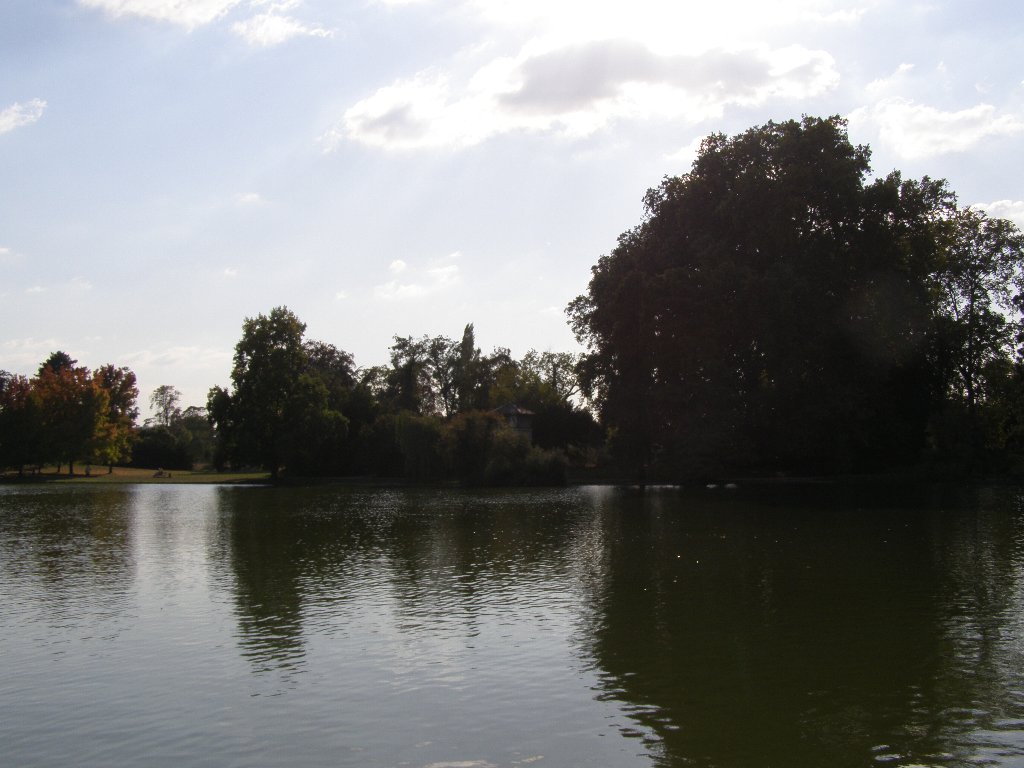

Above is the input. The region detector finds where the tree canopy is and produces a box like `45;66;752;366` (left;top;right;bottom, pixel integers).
203;309;597;482
569;115;1024;479
1;353;138;475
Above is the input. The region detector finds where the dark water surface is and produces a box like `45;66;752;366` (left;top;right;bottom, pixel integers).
2;483;1024;767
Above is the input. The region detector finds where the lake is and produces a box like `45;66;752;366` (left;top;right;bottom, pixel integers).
2;482;1024;767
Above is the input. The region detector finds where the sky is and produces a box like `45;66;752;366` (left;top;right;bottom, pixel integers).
2;0;1023;415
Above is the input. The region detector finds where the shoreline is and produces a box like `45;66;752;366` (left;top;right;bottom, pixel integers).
4;467;1019;489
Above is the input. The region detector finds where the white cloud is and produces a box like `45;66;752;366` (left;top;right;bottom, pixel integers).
374;255;462;300
250;0;301;9
335;290;349;300
665;135;705;171
327;0;861;152
465;0;864;53
329;40;838;151
223;267;239;277
0;99;46;135
123;345;232;368
78;0;243;29
374;280;428;300
389;259;407;274
235;191;266;205
80;0;330;43
427;264;459;283
850;98;1024;159
0;337;62;372
231;12;332;46
977;200;1024;229
22;277;93;296
865;62;914;95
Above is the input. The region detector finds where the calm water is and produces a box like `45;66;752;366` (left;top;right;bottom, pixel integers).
2;483;1024;768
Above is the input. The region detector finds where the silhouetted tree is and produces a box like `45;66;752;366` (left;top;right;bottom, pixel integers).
0;372;43;473
149;384;181;427
569;116;952;479
209;307;350;478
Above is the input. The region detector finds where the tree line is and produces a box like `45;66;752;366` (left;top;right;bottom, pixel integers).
6;114;1024;483
568;115;1024;480
0;352;138;475
206;310;599;483
0;318;600;483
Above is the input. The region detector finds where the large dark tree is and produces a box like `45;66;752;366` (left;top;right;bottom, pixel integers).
568;116;949;479
213;307;308;478
0;372;43;473
209;307;350;478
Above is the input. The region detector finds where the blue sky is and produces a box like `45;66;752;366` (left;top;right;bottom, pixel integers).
2;0;1023;413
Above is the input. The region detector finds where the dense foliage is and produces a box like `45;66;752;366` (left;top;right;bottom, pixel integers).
0;320;595;483
0;354;138;475
206;309;597;482
132;387;215;471
568;116;1024;480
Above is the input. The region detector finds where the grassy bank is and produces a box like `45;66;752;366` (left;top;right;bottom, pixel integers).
1;466;270;485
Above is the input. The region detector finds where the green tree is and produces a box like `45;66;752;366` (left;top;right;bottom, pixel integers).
382;334;460;416
922;206;1024;469
219;307;308;478
569;116;944;479
131;425;192;470
519;350;583;403
384;335;430;414
455;323;480;412
207;385;234;471
210;307;350;479
278;373;350;476
176;405;215;467
94;364;139;472
0;372;43;474
132;403;215;471
931;207;1024;414
149;384;182;427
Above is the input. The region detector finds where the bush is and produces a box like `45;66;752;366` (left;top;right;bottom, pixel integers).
131;426;192;470
442;410;567;486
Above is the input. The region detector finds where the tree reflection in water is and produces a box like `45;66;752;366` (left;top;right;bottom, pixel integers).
579;483;1024;768
0;486;135;631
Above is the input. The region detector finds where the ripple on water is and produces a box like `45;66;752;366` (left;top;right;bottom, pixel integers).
7;484;1024;767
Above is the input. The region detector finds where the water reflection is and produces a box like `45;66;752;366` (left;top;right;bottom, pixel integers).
3;482;1024;767
580;484;1024;767
213;487;597;679
0;486;135;635
218;489;309;674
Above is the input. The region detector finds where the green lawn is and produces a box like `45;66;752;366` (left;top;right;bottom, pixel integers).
1;466;270;484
